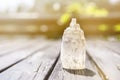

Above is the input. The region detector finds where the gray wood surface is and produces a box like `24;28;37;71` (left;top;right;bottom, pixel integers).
48;55;101;80
0;39;53;73
0;39;41;56
87;40;120;80
98;41;120;55
0;38;119;80
0;41;60;80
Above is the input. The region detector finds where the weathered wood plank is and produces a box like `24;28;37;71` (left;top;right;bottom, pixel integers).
0;40;29;56
0;39;32;51
0;39;24;50
87;41;120;80
32;41;60;80
49;55;101;80
98;40;120;55
0;41;60;80
0;39;42;56
0;39;53;73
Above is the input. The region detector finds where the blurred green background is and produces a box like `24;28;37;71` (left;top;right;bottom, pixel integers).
0;0;120;39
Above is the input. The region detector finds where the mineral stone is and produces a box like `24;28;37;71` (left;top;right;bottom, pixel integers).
61;18;86;69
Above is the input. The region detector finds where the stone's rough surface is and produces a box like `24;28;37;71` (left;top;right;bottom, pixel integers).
61;18;86;69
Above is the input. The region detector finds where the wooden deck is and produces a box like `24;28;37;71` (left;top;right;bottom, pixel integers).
0;38;119;80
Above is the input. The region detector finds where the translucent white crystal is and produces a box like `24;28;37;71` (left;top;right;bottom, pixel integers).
61;18;86;69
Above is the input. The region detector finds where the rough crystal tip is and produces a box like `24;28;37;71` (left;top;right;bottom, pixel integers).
70;18;76;27
76;24;81;29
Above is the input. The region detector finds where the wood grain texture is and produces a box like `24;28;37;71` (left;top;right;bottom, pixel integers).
49;55;101;80
0;39;41;56
98;40;120;55
0;39;53;73
87;41;120;80
0;41;60;80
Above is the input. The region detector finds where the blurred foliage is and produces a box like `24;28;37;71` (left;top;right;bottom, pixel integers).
59;13;72;25
93;9;108;17
117;35;120;41
59;2;109;24
85;4;108;17
98;24;108;31
114;24;120;32
66;3;82;14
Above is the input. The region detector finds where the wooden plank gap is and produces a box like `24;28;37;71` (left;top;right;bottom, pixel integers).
44;54;60;80
0;42;52;73
87;52;108;80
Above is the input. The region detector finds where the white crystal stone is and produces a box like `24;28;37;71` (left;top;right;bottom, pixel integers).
61;18;86;69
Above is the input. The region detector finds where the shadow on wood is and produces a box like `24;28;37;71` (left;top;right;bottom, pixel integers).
63;68;95;77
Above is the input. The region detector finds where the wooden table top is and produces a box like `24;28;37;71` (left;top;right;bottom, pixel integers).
0;37;119;80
